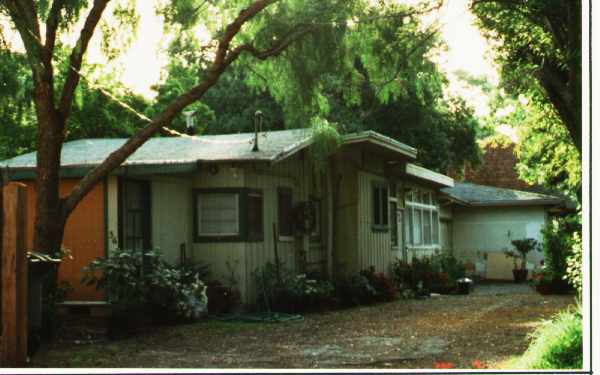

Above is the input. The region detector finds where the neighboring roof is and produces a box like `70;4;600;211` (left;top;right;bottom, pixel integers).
0;128;418;178
405;163;454;188
441;182;563;207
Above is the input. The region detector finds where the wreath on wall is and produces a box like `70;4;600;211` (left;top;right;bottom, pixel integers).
293;201;317;234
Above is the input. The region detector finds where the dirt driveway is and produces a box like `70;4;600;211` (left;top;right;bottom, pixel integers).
31;284;575;369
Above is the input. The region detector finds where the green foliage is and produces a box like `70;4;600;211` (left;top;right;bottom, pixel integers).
334;273;377;306
541;213;581;281
253;261;334;312
518;306;583;369
515;102;581;200
82;248;208;320
505;238;540;270
309;117;342;173
565;231;583;297
391;253;466;295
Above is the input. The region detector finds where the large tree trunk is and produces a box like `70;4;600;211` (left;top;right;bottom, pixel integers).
32;82;67;254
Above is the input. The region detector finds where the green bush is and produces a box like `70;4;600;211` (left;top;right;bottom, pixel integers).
541;213;581;280
518;306;583;369
253;261;334;312
82;248;208;321
565;231;583;296
392;253;465;294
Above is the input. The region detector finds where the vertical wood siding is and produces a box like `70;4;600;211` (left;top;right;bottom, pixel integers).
243;153;322;304
23;179;106;301
151;176;193;265
357;171;392;275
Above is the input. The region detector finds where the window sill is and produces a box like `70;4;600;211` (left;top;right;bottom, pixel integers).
278;235;295;242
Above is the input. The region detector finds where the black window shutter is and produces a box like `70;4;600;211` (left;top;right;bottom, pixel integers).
382;187;388;226
373;186;381;225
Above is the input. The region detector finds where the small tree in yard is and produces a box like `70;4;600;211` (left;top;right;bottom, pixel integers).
0;0;443;255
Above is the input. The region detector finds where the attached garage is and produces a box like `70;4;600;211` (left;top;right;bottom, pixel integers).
440;182;564;281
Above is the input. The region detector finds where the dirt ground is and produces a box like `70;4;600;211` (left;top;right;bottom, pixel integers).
30;284;575;369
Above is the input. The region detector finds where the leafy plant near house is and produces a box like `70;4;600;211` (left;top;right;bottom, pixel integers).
334;273;378;306
359;266;396;302
254;261;334;313
564;232;582;297
391;254;466;295
82;248;208;330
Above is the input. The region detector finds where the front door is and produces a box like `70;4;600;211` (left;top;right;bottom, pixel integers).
119;179;152;250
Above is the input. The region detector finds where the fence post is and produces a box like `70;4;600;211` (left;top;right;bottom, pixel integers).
1;182;28;367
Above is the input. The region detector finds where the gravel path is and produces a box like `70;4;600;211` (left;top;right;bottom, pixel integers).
31;284;575;369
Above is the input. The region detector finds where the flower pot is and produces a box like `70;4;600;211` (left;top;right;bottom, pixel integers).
512;269;528;283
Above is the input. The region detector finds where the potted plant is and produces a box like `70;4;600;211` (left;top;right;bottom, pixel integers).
505;238;539;283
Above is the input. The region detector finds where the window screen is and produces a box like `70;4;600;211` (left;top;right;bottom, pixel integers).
247;192;263;240
278;188;293;237
197;193;239;235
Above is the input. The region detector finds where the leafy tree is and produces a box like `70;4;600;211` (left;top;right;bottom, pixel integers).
153;1;480;173
471;0;582;155
4;0;442;253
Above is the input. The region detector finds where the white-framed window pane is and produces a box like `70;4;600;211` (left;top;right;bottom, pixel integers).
423;209;432;245
405;206;413;245
198;193;239;234
390;201;398;247
432;211;439;244
413;208;422;245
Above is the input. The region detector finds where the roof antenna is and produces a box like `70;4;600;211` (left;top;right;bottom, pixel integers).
252;110;263;152
183;111;196;135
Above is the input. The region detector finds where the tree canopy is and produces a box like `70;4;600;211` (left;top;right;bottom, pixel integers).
471;0;581;155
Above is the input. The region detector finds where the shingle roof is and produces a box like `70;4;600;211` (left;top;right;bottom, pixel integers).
1;129;313;169
0;129;417;173
441;182;563;207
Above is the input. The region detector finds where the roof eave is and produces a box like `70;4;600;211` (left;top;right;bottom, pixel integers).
405;163;454;188
342;131;418;159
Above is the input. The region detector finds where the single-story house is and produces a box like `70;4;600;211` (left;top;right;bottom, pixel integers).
1;128;564;304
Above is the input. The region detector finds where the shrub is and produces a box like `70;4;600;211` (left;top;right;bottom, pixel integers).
359;266;396;302
392;254;465;295
564;231;582;296
334;274;377;306
82;248;208;323
253;262;334;312
518;306;583;369
541;213;581;280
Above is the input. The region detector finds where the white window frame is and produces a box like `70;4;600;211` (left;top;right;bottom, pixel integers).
405;188;441;249
197;192;240;236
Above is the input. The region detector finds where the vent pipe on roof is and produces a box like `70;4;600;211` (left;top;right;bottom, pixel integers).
183;111;196;135
252;110;263;152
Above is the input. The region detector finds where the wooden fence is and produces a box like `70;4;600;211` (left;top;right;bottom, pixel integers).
1;182;28;366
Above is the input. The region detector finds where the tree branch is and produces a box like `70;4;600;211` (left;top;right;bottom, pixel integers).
45;0;66;53
62;0;278;215
58;0;110;119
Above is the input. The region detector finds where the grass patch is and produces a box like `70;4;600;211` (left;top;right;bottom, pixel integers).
516;305;582;369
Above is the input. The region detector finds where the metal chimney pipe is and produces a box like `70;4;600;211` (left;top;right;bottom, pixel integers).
252;110;263;152
183;111;195;135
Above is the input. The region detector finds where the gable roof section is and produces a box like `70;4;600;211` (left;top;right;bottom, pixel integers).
441;182;563;207
0;128;418;177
